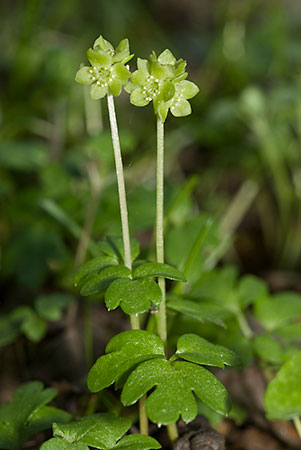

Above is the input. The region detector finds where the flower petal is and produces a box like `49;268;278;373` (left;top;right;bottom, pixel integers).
93;35;114;52
174;72;188;82
125;81;137;93
90;83;108;99
75;66;93;85
130;87;150;107
161;80;175;101
87;48;112;67
175;59;187;76
109;78;122;96
137;58;149;71
178;80;199;99
158;49;176;65
151;61;168;80
111;63;130;83
116;38;130;53
113;51;133;64
171;99;192;117
131;68;148;85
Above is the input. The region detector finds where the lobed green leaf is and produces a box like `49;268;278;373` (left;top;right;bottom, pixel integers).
53;414;131;449
175;334;241;368
74;256;118;287
265;352;301;420
133;262;186;282
167;297;227;328
238;275;268;308
98;236;140;264
254;292;301;331
105;278;162;314
252;334;284;365
40;438;88;450
88;330;165;392
121;359;231;425
114;434;161;449
80;265;131;296
0;382;70;449
35;293;73;321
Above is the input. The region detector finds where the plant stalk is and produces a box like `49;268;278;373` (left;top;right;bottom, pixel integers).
167;422;179;444
236;310;253;339
156;118;179;443
107;93;148;434
294;417;301;440
156;119;167;347
107;93;132;272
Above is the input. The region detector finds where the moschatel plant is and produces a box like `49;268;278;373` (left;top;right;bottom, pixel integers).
1;35;301;449
69;35;240;448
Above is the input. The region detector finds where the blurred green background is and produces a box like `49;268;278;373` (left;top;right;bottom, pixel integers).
1;0;301;390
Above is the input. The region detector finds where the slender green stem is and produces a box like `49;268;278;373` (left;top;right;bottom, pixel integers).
130;314;140;330
107;94;132;272
107;93;149;435
167;422;179;444
236;310;253;339
156;118;179;444
156;118;167;347
294;417;301;440
139;395;149;435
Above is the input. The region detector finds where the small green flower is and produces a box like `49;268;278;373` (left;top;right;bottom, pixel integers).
75;36;133;99
126;49;199;122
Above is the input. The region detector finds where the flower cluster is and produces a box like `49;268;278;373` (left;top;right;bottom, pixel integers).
125;49;199;122
75;36;133;99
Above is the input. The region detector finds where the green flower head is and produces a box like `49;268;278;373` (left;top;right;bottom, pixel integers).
126;49;199;122
75;36;133;99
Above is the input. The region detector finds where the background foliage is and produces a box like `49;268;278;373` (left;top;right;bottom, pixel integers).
1;0;301;447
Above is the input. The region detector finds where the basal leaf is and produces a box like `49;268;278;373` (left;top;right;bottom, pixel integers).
167;297;227;328
105;278;162;314
276;322;301;340
98;236;140;263
54;414;131;449
42;418;161;450
21;312;47;342
252;334;285;365
114;434;161;449
133;263;186;282
88;331;165;392
265;352;301;420
254;292;301;331
175;334;241;368
121;359;231;425
189;266;238;305
40;438;89;450
0;315;20;346
80;265;131;296
74;256;118;287
35;293;74;321
0;382;69;449
25;406;71;443
238;275;268;308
